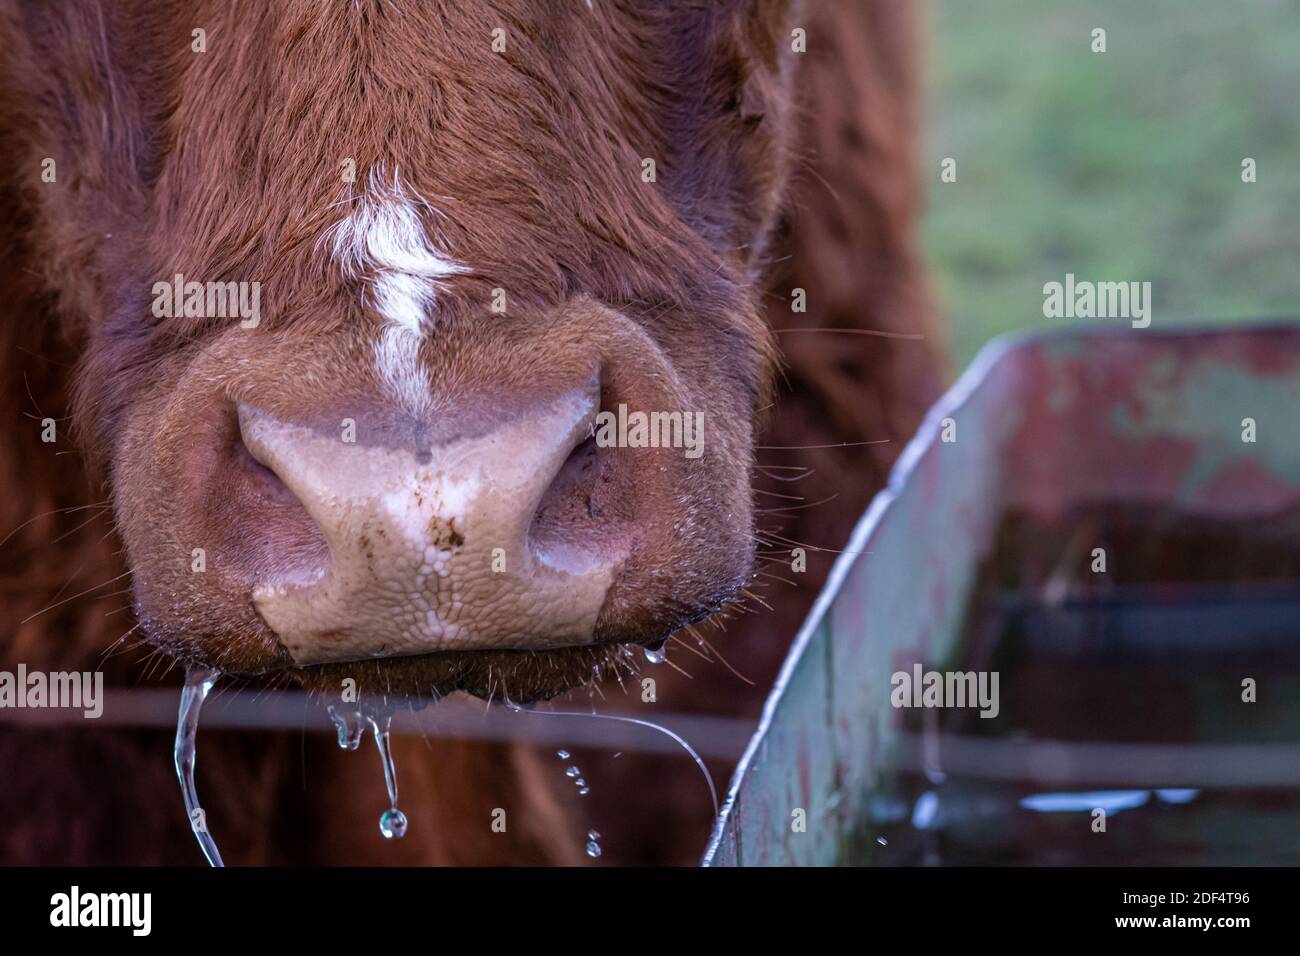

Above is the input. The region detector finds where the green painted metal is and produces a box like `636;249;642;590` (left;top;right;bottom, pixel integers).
703;322;1300;866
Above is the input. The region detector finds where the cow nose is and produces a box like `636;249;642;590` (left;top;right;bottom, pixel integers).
236;384;620;666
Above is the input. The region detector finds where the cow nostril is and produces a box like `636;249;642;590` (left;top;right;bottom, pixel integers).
558;432;600;490
529;429;622;574
234;426;297;503
229;408;332;590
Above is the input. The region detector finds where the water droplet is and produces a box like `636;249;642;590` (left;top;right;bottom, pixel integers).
380;808;408;840
174;666;224;867
585;839;602;858
876;836;888;846
370;715;407;840
327;705;364;751
513;702;722;861
588;829;601;840
643;640;667;664
912;791;940;830
514;705;719;816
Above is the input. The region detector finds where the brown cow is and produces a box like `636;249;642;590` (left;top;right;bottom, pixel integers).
0;0;942;864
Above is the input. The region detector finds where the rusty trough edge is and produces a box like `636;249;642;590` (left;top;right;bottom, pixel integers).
699;325;1022;865
698;318;1300;867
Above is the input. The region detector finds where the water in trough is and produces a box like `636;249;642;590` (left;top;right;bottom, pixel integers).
857;501;1300;865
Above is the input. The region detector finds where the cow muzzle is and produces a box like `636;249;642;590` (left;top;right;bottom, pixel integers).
237;382;621;666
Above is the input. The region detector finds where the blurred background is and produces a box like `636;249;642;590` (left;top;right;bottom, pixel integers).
708;0;1300;866
922;0;1300;366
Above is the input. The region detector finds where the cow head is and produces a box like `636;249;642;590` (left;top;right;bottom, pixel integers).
3;0;800;700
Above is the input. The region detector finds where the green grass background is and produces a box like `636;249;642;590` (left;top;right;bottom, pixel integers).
923;0;1300;367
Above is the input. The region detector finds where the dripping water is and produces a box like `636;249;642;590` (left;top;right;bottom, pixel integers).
328;700;406;840
547;746;600;855
369;714;407;839
327;705;365;751
555;749;591;797
515;703;720;860
643;639;667;665
515;703;719;815
173;665;224;867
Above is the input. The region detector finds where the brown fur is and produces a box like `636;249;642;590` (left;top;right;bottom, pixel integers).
0;0;944;864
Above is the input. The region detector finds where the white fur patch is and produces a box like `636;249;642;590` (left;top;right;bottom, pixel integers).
326;172;468;414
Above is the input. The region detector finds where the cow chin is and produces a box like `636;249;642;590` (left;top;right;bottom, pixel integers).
295;647;626;705
127;554;750;704
133;553;751;703
286;619;722;704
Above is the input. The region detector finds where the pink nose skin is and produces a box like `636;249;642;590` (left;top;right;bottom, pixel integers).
236;386;621;666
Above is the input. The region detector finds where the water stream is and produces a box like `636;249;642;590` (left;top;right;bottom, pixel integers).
174;665;224;867
175;665;718;865
369;714;408;839
327;703;407;839
509;702;719;816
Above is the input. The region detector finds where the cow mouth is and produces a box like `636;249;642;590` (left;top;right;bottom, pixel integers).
237;554;741;704
284;638;673;704
247;582;740;703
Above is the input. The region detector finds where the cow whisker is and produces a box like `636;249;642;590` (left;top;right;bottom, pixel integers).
96;622;142;665
668;633;712;662
756;492;839;515
738;586;774;609
752;487;806;501
775;327;926;341
754;570;799;587
684;626;754;686
0;501;111;549
46;508;115;547
756;439;890;450
756;529;872;557
753;463;816;483
19;568;133;624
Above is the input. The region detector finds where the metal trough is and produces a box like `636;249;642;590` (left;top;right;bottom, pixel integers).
704;323;1300;866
